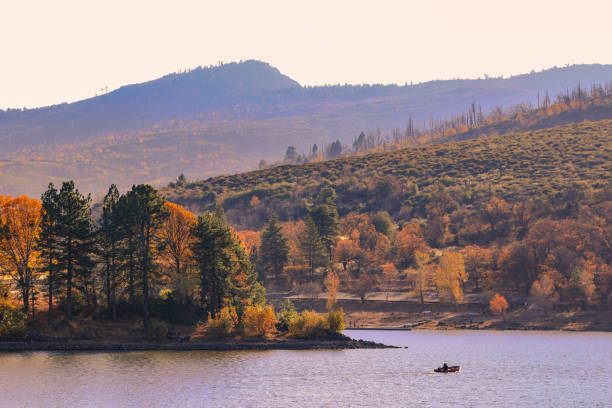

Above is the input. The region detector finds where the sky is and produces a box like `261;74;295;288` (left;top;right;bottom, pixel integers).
2;0;612;109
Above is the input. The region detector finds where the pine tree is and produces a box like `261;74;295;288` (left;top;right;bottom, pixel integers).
124;184;168;327
191;212;235;318
56;181;95;321
39;183;60;323
98;184;121;320
309;186;339;259
259;214;289;280
299;215;326;279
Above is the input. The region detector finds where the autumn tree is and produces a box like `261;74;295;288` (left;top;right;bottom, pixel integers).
490;293;509;320
381;263;399;301
334;237;362;270
434;251;467;305
0;195;42;315
394;222;428;268
324;270;340;310
158;201;197;296
529;268;562;309
483;197;511;238
259;214;289;281
461;245;492;291
242;304;276;337
350;271;376;304
409;250;432;304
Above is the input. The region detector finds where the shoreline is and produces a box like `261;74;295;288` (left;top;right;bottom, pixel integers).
0;338;394;352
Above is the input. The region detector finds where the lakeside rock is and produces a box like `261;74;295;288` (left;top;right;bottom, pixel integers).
0;336;394;352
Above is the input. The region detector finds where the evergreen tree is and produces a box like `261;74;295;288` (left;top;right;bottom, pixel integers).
299;215;326;279
124;184;168;327
259;214;289;280
39;183;60;323
98;184;121;320
191;212;235;318
310;186;339;259
115;192;138;307
56;181;94;321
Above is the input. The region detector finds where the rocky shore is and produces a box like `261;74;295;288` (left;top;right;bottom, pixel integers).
0;336;393;352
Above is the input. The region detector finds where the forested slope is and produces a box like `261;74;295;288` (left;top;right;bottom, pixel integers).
164;118;612;230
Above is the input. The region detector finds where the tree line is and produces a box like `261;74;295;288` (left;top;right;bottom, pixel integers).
0;181;264;328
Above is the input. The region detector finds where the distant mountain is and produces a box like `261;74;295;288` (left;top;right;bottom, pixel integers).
1;61;612;196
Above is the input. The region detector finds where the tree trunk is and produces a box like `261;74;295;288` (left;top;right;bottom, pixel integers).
21;284;30;315
48;261;54;324
142;228;150;328
66;239;73;321
105;261;111;319
128;249;135;308
31;287;36;322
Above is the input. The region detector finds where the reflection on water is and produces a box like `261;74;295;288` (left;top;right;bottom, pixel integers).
0;330;610;407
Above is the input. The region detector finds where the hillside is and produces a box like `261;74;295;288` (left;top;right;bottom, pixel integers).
163;118;612;230
2;62;612;196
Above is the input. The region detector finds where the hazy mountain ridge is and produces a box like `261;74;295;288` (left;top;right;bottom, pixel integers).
2;61;612;196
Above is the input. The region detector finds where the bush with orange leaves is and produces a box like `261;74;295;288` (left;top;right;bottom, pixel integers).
242;304;277;338
489;293;509;320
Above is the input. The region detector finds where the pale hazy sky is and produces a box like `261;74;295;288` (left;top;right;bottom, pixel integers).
2;0;611;109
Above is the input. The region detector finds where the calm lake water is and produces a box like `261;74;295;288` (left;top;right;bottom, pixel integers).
0;330;610;407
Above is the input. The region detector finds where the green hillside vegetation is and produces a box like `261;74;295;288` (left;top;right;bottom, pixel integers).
164;118;612;231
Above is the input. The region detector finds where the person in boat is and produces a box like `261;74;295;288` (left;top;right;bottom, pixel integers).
442;363;448;371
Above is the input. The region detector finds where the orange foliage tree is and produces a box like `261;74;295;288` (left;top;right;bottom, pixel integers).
0;195;42;314
381;263;399;301
393;223;428;268
159;202;197;282
490;293;509;320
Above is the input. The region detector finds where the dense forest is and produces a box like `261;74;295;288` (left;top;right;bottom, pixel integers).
162;117;612;314
1;116;611;340
0;182;343;341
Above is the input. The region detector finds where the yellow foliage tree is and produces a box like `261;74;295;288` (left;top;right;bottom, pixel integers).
0;195;42;314
242;304;277;338
434;251;467;305
410;250;433;304
324;270;340;310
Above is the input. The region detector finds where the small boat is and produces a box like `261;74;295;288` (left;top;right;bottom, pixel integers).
434;365;461;373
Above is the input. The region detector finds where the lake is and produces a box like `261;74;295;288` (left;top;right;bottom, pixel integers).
0;330;610;407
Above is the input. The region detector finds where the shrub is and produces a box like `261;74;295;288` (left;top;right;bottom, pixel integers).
242;305;277;337
146;319;169;341
205;306;238;338
288;310;328;338
326;308;345;333
276;300;298;331
0;303;27;341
